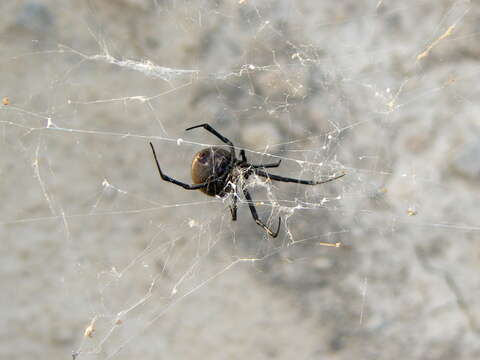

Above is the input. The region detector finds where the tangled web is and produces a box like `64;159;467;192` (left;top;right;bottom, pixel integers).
2;1;480;359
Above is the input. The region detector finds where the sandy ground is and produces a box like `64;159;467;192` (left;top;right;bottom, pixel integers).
1;1;480;359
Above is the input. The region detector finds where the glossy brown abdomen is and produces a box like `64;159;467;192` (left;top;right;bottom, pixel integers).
191;147;232;197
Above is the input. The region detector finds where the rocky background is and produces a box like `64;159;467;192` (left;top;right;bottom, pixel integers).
1;1;480;359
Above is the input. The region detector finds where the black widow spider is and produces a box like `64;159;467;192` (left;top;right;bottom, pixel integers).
149;123;345;237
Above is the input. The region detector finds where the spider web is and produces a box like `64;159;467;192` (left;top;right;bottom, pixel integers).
2;1;480;359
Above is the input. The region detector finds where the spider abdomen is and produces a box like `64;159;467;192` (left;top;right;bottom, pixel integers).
191;147;232;197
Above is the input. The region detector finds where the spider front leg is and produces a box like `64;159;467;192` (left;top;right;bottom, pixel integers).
254;169;345;185
186;123;236;161
149;142;208;190
250;160;282;169
239;149;281;168
243;187;281;238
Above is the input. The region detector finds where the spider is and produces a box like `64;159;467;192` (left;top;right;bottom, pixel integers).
149;123;345;238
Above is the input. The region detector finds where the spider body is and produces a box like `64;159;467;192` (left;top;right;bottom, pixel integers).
191;147;233;196
149;123;344;237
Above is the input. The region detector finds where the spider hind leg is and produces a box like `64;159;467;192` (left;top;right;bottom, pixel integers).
230;195;238;221
243;187;281;238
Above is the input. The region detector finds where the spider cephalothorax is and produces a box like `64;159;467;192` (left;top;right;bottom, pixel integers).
149;123;344;237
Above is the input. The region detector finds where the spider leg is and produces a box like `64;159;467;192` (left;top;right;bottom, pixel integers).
239;149;247;163
250;159;282;169
230;194;238;221
186;123;236;165
186;123;234;147
254;169;345;185
239;148;281;169
243;187;281;238
150;142;207;190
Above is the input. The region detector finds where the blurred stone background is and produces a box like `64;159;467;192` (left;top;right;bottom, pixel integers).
1;1;479;359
